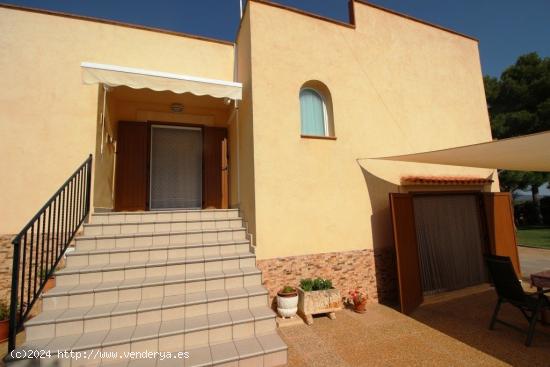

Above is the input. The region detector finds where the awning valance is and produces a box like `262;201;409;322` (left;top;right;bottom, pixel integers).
81;62;242;100
367;131;550;172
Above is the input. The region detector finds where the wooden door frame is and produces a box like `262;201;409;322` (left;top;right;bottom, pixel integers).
390;189;494;314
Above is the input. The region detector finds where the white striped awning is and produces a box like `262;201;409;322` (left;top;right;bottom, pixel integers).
81;62;242;100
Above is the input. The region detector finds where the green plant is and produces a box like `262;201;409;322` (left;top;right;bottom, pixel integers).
0;300;9;320
300;277;332;291
281;285;296;294
300;278;313;291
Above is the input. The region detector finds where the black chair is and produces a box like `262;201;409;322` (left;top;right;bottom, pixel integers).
485;254;549;346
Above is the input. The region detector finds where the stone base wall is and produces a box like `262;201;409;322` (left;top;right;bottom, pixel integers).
256;247;398;310
0;234;15;305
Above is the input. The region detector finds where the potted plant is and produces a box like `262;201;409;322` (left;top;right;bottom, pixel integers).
0;300;9;342
276;285;298;318
346;289;368;313
297;277;341;325
40;269;56;293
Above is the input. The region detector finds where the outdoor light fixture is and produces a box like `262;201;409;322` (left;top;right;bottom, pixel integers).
170;102;184;113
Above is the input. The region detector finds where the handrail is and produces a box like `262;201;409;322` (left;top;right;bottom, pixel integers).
8;154;92;353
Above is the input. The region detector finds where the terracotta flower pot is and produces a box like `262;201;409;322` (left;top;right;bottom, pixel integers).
354;300;367;313
43;276;56;293
0;319;8;343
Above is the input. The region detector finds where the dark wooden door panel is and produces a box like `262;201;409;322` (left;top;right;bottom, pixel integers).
203;127;228;209
114;121;148;211
390;193;423;314
483;192;521;276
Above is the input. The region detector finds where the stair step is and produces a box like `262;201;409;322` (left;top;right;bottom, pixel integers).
14;208;287;366
27;294;276;342
57;251;256;286
91;209;240;225
28;286;268;328
24;306;276;347
43;269;263;310
18;333;286;367
75;228;247;251
83;217;243;236
65;240;251;269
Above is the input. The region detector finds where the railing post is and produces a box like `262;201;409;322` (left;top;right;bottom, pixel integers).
8;237;21;353
85;154;92;217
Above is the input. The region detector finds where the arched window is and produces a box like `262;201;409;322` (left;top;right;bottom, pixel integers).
300;88;329;136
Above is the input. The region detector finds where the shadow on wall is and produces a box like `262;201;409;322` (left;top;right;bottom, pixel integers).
360;166;400;305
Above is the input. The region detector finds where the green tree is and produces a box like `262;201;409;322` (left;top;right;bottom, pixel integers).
484;53;550;223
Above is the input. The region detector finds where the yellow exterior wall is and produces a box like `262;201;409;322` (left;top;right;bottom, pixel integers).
93;86;117;210
247;1;497;259
234;10;257;239
0;6;235;233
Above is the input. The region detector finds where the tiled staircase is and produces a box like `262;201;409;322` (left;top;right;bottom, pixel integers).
19;209;287;366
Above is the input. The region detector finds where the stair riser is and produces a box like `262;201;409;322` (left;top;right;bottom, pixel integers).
84;218;243;236
75;229;247;251
91;210;240;225
65;243;250;269
57;258;257;287
27;308;274;342
44;275;264;310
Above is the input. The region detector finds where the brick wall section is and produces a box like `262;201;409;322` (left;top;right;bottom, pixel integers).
256;247;398;310
0;234;15;305
0;234;68;318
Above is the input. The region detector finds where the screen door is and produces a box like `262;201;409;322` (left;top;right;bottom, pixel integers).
413;194;487;295
150;125;202;209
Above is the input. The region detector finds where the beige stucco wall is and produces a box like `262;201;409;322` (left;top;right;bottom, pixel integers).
0;6;235;233
247;1;497;260
93;85;117;210
234;10;257;238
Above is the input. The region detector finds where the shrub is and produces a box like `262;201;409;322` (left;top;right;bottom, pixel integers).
281;285;296;294
300;278;313;292
300;277;332;291
515;201;542;226
0;300;9;320
541;197;550;225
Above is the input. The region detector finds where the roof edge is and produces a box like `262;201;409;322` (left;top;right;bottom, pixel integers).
354;0;478;42
250;0;356;29
0;2;234;46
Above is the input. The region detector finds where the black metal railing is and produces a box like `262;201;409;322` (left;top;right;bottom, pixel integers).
8;154;92;353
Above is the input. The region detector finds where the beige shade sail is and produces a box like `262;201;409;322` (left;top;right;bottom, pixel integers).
81;62;242;100
367;131;550;172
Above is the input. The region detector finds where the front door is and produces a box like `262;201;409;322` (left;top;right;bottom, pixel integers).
114;122;228;211
150;125;203;210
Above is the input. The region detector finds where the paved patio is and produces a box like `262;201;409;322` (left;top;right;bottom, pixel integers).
412;288;550;367
277;304;507;366
518;245;550;277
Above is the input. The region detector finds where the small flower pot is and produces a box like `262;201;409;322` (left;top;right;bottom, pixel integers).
354;300;367;314
277;290;298;318
0;319;8;343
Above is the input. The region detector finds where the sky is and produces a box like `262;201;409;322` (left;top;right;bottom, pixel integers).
3;0;549;77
